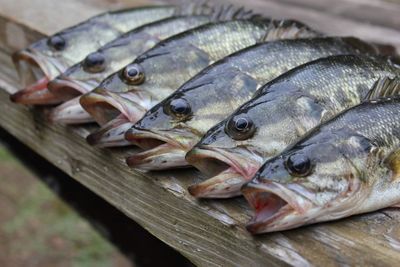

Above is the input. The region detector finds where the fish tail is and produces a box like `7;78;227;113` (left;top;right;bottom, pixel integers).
260;20;322;42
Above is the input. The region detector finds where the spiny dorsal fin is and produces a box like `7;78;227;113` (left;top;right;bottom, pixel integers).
260;20;322;42
176;1;260;21
384;149;400;181
342;37;397;57
364;76;400;101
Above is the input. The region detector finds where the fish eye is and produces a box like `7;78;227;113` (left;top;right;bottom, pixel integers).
83;52;106;73
122;64;145;85
286;154;312;177
168;98;192;119
48;35;66;51
225;114;256;141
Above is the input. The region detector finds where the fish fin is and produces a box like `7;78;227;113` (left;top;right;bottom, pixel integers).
260;20;321;42
384;149;400;181
176;1;258;20
364;76;400;101
391;203;400;208
342;37;397;56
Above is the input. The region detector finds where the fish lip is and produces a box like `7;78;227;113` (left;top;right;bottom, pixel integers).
242;181;314;234
80;88;146;125
47;75;96;98
186;146;262;198
12;49;51;83
86;119;133;147
125;126;196;169
10;49;66;105
49;96;93;125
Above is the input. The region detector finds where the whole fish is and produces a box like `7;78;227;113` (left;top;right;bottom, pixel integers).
185;55;400;198
124;37;378;169
243;77;400;233
10;4;199;105
81;20;320;145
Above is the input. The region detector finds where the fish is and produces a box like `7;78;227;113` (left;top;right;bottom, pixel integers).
242;77;400;233
48;5;253;124
10;4;200;105
81;20;320;146
185;55;400;198
124;37;378;170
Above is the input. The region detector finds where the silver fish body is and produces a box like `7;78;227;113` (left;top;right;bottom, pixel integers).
187;55;400;198
125;37;377;171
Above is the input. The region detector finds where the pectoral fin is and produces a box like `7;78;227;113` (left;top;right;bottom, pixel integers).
384;149;400;181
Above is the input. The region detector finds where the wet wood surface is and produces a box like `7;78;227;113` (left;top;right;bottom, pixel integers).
1;0;400;266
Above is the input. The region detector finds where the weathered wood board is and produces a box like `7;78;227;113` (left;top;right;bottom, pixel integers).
1;0;400;266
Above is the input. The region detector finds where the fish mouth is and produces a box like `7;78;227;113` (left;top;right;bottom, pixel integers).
79;88;147;125
86;116;133;148
125;127;196;170
10;49;64;105
185;146;261;198
242;181;315;234
49;96;94;124
47;75;97;100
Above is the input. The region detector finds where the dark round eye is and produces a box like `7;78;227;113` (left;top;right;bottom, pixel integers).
83;52;105;73
169;98;191;118
225;115;256;140
48;35;66;51
122;64;145;85
286;154;312;177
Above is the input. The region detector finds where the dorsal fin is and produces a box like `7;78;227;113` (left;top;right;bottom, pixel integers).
364;76;400;100
260;20;322;42
342;37;397;57
176;1;260;21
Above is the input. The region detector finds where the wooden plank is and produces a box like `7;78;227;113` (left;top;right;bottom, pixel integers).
1;0;400;266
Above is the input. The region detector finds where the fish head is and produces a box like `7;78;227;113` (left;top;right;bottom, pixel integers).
80;41;210;125
124;91;205;170
243;126;378;233
186;84;329;198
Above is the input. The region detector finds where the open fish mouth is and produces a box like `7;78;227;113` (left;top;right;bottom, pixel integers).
79;88;147;126
242;181;314;233
48;75;97;101
86;116;133;147
49;96;93;124
125;127;196;170
185;146;261;198
10;49;64;105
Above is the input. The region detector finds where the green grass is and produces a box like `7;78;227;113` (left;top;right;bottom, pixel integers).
0;144;124;267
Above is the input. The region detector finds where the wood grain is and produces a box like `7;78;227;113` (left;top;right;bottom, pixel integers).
1;0;400;266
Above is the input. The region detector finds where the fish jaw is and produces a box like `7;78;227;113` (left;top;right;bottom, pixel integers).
10;49;65;105
187;167;245;198
49;96;93;124
125;126;198;170
242;181;316;233
79;88;147;125
47;75;97;100
185;146;262;198
86;117;133;148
